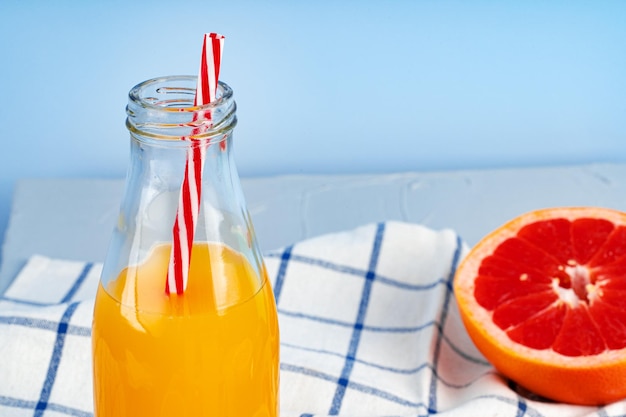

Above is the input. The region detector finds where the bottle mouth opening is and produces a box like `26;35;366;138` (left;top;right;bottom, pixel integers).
126;75;237;141
128;75;234;111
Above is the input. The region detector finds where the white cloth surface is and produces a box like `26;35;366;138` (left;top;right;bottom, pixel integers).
0;221;624;417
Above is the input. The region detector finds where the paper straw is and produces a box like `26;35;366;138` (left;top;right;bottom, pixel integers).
166;33;225;295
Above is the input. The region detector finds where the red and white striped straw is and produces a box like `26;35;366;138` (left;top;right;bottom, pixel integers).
166;33;225;295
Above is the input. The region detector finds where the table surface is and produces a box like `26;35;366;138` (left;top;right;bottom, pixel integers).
2;162;626;295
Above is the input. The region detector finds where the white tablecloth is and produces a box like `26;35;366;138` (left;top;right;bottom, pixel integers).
1;222;622;416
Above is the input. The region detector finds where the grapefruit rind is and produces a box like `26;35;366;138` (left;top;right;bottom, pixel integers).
454;206;626;405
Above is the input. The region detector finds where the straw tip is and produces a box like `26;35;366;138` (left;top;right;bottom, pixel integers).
206;32;225;40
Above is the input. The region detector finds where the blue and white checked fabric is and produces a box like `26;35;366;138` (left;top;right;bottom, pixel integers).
1;221;625;416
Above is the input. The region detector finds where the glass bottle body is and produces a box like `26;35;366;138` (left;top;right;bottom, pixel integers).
91;76;279;417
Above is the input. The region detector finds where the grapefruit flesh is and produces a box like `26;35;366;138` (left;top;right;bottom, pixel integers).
454;207;626;405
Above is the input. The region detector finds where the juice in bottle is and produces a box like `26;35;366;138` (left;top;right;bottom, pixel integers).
92;242;279;416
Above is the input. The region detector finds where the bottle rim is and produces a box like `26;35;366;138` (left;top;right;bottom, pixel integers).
128;75;234;111
126;75;237;142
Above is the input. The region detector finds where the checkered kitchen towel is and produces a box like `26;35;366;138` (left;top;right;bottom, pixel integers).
1;221;624;416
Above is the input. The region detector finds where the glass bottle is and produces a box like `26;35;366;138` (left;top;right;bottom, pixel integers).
91;75;279;417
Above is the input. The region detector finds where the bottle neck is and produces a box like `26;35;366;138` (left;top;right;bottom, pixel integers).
102;75;265;287
118;75;245;260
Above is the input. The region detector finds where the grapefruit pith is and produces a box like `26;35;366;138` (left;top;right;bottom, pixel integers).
454;207;626;405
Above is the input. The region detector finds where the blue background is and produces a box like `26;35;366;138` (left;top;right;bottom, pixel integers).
0;0;625;245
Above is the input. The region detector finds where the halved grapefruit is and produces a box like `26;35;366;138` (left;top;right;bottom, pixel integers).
454;207;626;405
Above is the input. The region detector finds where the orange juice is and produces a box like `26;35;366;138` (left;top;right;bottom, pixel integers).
92;243;279;417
